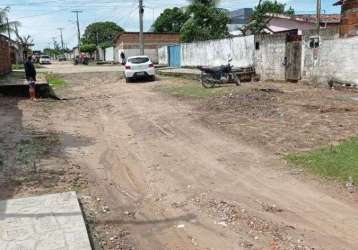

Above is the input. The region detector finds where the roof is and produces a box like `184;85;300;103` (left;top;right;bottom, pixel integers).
265;13;341;24
333;0;343;5
294;14;341;24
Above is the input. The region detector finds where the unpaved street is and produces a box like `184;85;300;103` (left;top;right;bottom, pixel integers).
4;64;358;249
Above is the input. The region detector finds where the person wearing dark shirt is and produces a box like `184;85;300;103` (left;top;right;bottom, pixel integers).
120;51;126;65
24;56;37;100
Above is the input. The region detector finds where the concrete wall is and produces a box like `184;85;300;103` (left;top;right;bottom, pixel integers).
181;36;255;67
302;34;358;85
123;49;159;63
105;47;114;62
255;34;287;81
158;46;168;65
0;35;11;75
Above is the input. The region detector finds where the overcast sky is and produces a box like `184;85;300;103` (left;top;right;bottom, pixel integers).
1;0;341;50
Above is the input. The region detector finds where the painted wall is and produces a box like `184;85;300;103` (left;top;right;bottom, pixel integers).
255;34;287;81
158;46;168;65
302;34;358;85
105;47;114;62
181;36;255;67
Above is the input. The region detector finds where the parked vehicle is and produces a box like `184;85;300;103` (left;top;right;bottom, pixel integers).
58;55;66;61
39;55;51;65
198;58;240;88
73;54;89;65
124;56;155;83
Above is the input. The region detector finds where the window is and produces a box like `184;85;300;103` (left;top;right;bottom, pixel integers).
309;36;320;48
128;57;149;64
255;41;260;50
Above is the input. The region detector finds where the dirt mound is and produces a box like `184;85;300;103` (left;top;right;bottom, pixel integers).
205;88;284;118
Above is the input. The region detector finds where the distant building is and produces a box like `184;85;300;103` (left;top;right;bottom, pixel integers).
114;32;180;64
334;0;358;37
228;8;253;35
264;13;341;35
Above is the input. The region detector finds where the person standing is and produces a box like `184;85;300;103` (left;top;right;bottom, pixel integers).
120;51;126;65
24;56;37;100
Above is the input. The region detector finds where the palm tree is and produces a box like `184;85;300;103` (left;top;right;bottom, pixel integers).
0;7;20;34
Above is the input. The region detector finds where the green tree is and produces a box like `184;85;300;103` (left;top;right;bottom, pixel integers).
242;0;295;34
80;43;97;58
43;48;61;57
180;0;229;43
153;7;189;32
81;22;124;49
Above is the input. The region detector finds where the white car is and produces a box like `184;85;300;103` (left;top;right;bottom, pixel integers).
39;55;51;64
124;56;155;82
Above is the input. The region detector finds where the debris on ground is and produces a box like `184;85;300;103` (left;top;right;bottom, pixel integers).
346;176;355;193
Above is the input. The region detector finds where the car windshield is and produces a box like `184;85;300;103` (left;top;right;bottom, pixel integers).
41;56;50;59
128;57;149;64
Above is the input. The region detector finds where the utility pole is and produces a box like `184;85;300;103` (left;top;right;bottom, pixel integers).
57;27;64;50
139;0;144;55
316;0;321;35
72;10;83;53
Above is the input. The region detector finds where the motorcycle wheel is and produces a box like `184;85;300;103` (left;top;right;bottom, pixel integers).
233;73;241;86
201;73;216;88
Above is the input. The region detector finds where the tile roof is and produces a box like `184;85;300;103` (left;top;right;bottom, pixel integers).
294;14;341;24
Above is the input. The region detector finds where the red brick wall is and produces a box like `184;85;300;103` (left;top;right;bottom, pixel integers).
0;35;11;75
116;32;180;49
340;0;358;37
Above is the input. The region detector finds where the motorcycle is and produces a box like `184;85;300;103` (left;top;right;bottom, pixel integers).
198;58;240;88
73;55;89;65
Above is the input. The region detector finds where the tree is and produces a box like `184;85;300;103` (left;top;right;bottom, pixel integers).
152;7;189;32
81;22;124;49
80;43;97;58
243;0;295;34
14;24;34;60
180;0;230;43
43;48;61;57
0;7;20;34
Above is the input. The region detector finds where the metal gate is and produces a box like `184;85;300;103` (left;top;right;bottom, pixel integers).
285;39;302;81
168;45;181;67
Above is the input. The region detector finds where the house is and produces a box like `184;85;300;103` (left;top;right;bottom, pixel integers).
0;34;11;75
227;9;340;36
334;0;358;37
114;32;180;64
228;8;253;35
265;13;341;35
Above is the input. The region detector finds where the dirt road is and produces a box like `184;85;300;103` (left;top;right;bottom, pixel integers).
17;65;358;249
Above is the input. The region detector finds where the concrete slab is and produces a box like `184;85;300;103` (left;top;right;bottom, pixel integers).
158;67;201;81
0;192;92;250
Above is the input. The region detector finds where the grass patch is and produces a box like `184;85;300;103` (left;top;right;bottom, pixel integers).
12;63;44;70
285;137;358;182
156;81;235;98
45;73;67;87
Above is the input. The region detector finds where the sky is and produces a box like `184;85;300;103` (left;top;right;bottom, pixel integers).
1;0;341;50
